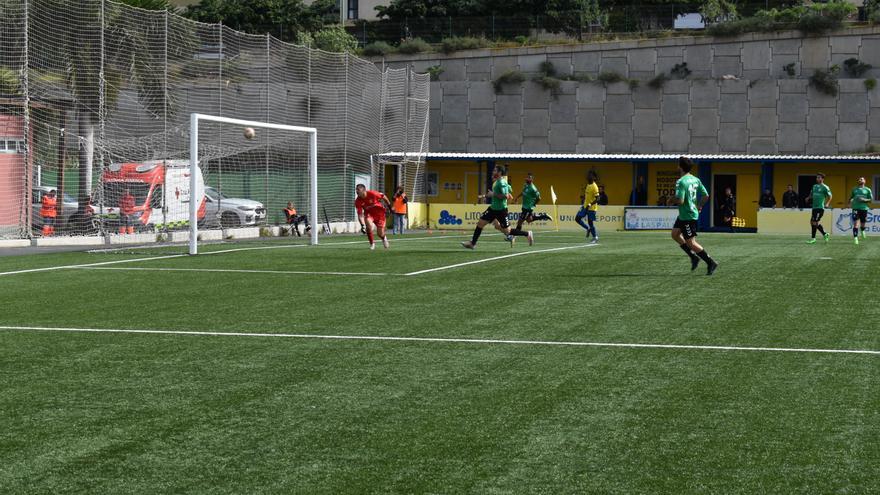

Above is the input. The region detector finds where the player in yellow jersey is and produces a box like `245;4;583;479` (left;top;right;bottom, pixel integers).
575;170;600;244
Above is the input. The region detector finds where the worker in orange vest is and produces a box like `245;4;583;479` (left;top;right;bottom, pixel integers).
119;189;136;234
40;189;58;236
283;201;310;236
391;186;408;235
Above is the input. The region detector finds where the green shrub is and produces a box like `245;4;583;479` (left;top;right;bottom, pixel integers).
628;79;639;89
708;1;854;37
866;78;877;91
568;73;593;83
397;38;431;54
797;14;836;35
440;36;489;54
426;65;444;81
809;68;839;96
597;71;625;85
670;62;691;79
648;73;668;89
533;75;561;96
0;66;20;96
538;61;557;77
492;70;526;93
362;41;393;57
700;0;739;24
307;26;358;53
843;58;872;78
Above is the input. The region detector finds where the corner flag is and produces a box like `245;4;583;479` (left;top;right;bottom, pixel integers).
550;185;560;231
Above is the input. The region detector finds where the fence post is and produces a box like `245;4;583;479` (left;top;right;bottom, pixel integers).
21;0;31;238
265;34;270;218
162;8;168;228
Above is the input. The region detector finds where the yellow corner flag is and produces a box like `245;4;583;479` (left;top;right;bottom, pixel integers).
550;185;560;232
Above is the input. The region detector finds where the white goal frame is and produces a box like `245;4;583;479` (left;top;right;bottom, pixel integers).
189;113;318;255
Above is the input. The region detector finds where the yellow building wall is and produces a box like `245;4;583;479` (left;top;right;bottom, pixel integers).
426;160;633;206
772;163;880;208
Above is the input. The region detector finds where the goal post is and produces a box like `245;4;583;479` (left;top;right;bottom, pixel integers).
188;113;318;255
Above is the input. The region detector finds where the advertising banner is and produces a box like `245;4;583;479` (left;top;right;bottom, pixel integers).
830;208;880;236
429;204;625;231
624;207;679;230
757;208;879;235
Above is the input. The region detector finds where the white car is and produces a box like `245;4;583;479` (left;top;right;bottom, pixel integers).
204;187;266;228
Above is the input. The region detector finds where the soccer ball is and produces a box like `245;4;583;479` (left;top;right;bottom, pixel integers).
243;127;256;140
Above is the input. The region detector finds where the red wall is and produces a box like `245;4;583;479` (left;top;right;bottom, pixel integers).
0;114;27;230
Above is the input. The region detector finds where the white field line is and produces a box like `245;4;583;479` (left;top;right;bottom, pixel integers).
76;267;391;276
0;254;187;277
0;234;470;278
0;325;877;356
404;243;598;276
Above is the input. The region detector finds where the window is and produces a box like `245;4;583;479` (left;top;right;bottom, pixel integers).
347;0;358;19
425;171;438;197
0;138;23;153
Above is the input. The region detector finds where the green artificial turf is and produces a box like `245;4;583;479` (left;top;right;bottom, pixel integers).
0;231;878;493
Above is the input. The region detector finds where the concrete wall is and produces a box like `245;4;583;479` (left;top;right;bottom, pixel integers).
378;26;880;154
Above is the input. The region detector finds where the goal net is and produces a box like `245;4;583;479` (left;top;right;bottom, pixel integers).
188;114;317;255
0;0;429;241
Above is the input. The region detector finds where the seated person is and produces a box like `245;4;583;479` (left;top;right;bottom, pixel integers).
283;201;311;236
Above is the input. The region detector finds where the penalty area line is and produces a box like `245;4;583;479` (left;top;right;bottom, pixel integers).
0;326;877;356
75;267;392;276
404;243;598;276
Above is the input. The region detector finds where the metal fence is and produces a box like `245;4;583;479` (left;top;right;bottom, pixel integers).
0;0;429;240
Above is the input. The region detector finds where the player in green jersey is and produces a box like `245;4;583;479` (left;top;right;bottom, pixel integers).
462;164;514;249
850;176;873;245
807;173;832;244
509;173;549;246
668;157;718;275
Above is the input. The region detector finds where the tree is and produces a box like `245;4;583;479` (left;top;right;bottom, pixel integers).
184;0;338;41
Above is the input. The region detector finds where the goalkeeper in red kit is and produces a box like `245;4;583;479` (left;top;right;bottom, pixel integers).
355;184;393;250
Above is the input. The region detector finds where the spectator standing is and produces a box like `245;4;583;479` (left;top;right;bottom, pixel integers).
719;187;736;227
119;188;136;234
40;189;57;236
759;189;776;208
598;185;609;205
391;186;408;235
631;176;648;205
782;185;799;208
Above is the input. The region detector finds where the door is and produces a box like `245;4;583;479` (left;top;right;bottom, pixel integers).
465;172;481;204
736;174;760;228
384;164;397;194
712;174;736;227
